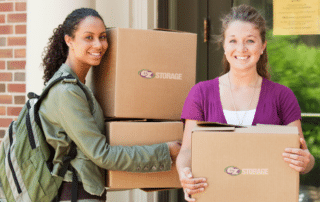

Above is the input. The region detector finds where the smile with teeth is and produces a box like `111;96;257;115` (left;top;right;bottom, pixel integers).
90;52;101;56
236;56;249;60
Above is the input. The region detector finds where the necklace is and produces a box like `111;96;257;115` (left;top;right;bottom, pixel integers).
228;73;259;125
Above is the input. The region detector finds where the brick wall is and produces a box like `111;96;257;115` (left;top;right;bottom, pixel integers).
0;0;27;140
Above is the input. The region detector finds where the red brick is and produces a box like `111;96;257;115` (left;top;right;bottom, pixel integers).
8;37;26;46
0;72;12;81
14;49;25;58
0;49;13;58
0;84;5;92
0;3;13;12
15;25;26;34
14;72;24;81
0;15;5;23
0;95;12;104
7;61;25;69
15;2;26;11
14;95;25;104
7;13;26;23
0;118;12;127
0;60;4;69
0;130;5;139
7;107;22;116
0;106;5;115
0;25;13;34
8;84;25;93
0;37;6;46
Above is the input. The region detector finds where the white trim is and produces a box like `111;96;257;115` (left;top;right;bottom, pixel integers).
129;0;158;29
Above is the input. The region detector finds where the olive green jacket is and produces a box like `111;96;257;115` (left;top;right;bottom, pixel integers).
39;64;172;196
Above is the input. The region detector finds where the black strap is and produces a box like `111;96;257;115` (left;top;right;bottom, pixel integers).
7;122;22;194
58;142;77;178
53;142;78;202
26;100;36;149
70;166;79;202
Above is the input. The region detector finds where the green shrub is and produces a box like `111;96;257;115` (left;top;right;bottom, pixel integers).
267;31;320;186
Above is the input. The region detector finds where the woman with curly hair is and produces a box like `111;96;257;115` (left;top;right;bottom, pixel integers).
40;7;181;202
176;4;314;201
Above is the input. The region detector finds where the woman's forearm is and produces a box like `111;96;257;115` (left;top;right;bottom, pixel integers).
176;149;192;175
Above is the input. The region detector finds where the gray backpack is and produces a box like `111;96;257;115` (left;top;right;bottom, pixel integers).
0;74;87;202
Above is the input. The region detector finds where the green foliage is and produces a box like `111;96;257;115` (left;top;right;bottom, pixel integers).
267;31;320;186
267;31;320;113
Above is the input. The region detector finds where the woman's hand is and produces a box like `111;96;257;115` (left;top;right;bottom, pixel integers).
282;138;312;173
180;167;207;202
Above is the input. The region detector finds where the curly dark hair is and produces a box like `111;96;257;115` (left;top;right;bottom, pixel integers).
42;8;105;85
216;4;271;80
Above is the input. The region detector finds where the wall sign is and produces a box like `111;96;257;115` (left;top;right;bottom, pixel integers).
273;0;319;35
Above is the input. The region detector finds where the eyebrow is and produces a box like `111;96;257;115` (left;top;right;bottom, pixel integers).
83;31;107;34
226;34;258;38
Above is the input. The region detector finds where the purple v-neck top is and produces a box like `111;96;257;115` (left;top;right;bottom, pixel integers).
181;77;301;125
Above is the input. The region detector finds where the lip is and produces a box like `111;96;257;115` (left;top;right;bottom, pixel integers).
89;52;103;58
235;56;249;60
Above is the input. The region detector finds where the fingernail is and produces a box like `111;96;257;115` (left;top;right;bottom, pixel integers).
188;174;192;178
200;188;204;191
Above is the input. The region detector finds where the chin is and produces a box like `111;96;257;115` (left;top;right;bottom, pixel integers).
90;60;102;66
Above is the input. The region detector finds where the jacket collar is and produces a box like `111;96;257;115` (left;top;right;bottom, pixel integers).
59;63;81;81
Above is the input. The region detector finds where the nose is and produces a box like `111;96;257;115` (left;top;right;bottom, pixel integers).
93;38;102;49
238;42;247;52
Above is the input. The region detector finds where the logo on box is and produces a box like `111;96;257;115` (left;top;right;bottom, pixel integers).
224;166;242;176
139;69;182;80
139;69;155;79
225;166;269;176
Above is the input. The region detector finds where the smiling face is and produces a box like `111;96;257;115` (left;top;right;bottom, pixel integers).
223;21;266;72
65;16;108;69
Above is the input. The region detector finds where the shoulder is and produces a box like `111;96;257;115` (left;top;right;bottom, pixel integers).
192;77;219;92
263;78;297;102
46;76;86;104
263;78;294;95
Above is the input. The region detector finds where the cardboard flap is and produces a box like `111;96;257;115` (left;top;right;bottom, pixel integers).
192;126;236;132
192;121;246;132
196;121;246;128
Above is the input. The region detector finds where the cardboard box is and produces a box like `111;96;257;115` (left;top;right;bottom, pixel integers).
191;123;300;202
88;28;197;120
105;121;183;189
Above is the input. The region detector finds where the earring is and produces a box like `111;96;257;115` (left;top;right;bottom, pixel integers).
261;51;263;55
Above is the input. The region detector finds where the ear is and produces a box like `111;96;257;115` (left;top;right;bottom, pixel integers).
262;41;267;54
64;34;73;49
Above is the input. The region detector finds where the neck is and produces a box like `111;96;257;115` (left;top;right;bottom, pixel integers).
228;69;260;88
65;57;90;84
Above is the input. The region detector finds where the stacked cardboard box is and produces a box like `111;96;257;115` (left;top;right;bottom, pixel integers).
88;28;197;189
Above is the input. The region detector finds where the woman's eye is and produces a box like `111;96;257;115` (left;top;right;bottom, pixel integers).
86;36;93;40
229;40;236;43
100;35;107;40
247;39;255;43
